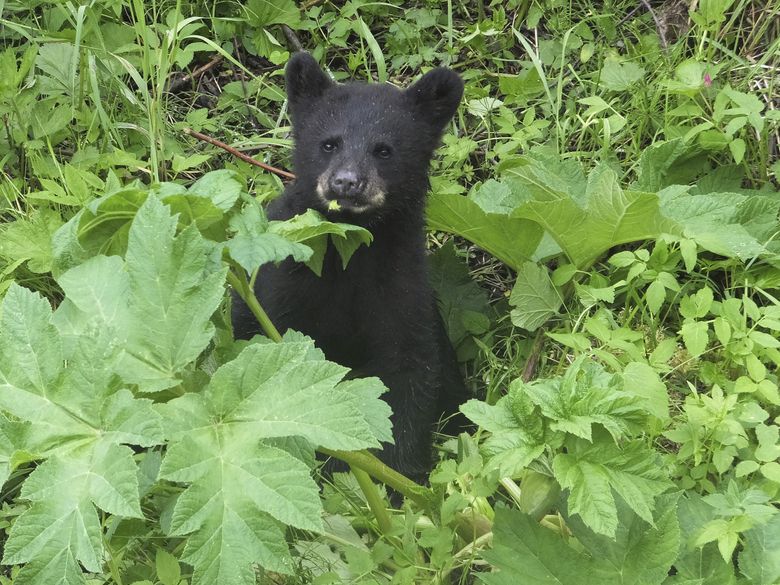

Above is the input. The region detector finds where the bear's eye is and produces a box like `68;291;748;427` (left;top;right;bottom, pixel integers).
321;139;339;153
374;144;392;159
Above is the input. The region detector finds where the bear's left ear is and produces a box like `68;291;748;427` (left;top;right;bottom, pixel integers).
286;52;333;119
404;68;464;131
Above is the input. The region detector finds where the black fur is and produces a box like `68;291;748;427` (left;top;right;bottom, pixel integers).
233;53;466;479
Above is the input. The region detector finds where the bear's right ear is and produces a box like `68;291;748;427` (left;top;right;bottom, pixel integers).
285;52;333;116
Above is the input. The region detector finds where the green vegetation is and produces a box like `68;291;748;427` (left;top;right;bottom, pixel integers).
1;0;779;583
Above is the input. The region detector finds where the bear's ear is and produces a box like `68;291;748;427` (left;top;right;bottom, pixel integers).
405;68;463;131
285;52;333;115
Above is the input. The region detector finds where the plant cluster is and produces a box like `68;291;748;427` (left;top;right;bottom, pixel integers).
1;0;779;584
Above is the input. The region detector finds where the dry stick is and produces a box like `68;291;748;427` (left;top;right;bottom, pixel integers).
521;328;546;383
183;127;296;180
281;24;304;52
638;0;669;49
167;54;223;93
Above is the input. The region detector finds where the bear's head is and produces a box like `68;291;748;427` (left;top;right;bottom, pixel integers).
284;52;463;221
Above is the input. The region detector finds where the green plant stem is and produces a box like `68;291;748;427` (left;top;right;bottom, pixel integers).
319;448;435;511
226;269;282;342
351;466;393;534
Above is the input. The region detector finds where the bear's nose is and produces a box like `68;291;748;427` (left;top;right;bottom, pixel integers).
329;170;364;198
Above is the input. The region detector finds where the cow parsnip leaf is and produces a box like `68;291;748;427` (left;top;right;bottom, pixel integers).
565;492;681;584
5;537;83;585
188;169;243;211
522;358;648;442
119;195;227;391
56;195;227;392
227;204;312;274
427;190;542;271
509;261;562;331
553;438;673;537
510;164;679;269
0;284;165;582
460;391;546;477
673;494;738;584
0;416;31;487
738;514;780;585
268;208;373;275
480;506;594;585
157;337;391;584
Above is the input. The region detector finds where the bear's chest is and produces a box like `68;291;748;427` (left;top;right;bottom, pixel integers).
258;241;428;369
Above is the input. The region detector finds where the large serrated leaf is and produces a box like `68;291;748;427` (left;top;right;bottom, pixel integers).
509;261;562;331
427;191;543;271
480;506;594;584
157;336;391;584
738;514;780;585
553;438;673;537
118;195;226;391
227;204;312;274
269;208;372;275
510;164;679;268
0;255;172;581
565;492;681;584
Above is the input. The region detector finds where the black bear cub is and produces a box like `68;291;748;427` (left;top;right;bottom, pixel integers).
233;52;466;479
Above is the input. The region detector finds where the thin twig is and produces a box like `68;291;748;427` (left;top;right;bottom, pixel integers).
638;0;669;49
183;127;296;180
521;328;546;383
167;54;223;93
281;24;304;52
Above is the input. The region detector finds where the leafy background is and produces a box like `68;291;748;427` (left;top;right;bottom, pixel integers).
1;0;779;584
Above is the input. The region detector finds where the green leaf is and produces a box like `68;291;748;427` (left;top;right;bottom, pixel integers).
188;169;242;211
599;58;645;91
681;320;709;357
524;358;648;442
269;209;372;275
227;205;312;274
659;189;766;260
158;337;391;583
0;209;63;273
728;138;746;164
510;163;678;268
565;492;681;585
155;549;181;585
553;438;672;537
696;0;736;26
429;241;492;359
480;507;594;585
622;362;670;423
672;494;738;585
0;285;164;581
52;184;228;275
0;416;31;488
116;195;227;391
645;280;666;314
739;514;780;584
460;391;545;477
633;140;688;192
427;190;543;271
509;262;561;331
247;0;301;28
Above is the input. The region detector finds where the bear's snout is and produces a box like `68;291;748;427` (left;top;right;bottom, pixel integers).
329;169;366;199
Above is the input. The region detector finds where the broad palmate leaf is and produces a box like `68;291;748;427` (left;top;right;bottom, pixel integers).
54;195;227;392
158;336;392;584
481;495;680;585
0;285;165;584
509;163;679;269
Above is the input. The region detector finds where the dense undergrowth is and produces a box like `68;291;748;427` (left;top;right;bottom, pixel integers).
1;0;779;584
